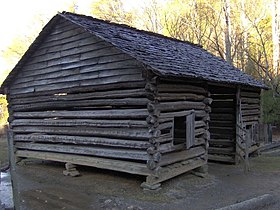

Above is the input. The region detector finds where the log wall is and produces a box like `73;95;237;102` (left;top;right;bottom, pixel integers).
143;78;210;185
208;86;236;163
7;19;152;176
208;86;262;164
239;88;261;147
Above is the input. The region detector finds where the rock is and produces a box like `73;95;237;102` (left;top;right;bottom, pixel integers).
63;169;80;177
65;163;77;170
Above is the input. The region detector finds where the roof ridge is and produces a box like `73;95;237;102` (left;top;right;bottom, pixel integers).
59;11;203;49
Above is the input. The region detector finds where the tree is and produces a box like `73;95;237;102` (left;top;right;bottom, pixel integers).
90;0;135;25
272;0;280;84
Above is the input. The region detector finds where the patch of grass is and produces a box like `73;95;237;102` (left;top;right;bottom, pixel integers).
251;156;280;172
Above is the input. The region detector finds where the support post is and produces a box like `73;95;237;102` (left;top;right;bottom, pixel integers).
7;129;20;210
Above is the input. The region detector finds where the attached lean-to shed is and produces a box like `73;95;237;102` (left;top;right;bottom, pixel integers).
1;12;267;188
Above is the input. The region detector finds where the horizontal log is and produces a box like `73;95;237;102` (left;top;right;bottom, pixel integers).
158;101;206;112
13;126;150;140
11;88;146;105
209;86;236;94
210;94;235;100
195;121;206;128
240;91;260;98
12;98;149;111
209;121;235;127
208;154;235;163
13;109;148;119
241;109;260;116
159;146;206;166
157;83;207;94
10;74;145;95
241;104;260;110
209;127;235;134
9;81;146;98
156;93;205;101
209;139;235;146
208;147;235;155
15;142;148;161
28;39;112;65
146;158;206;185
16;150;151;176
211;107;235;113
12;65;141;89
210;114;235;121
211;133;235;139
242;116;259;122
11;119;147;128
16;54;135;83
195;128;206;136
241;98;260;104
39;29;91;49
158;142;185;153
23;48;125;77
41;26;88;45
211;101;234;108
14;134;151;149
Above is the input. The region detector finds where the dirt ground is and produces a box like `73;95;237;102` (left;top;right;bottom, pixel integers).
1;131;280;210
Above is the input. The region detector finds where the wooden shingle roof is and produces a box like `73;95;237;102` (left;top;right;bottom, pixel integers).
1;12;267;92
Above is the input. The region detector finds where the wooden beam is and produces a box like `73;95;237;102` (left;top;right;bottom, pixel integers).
15;142;148;161
16;150;151;176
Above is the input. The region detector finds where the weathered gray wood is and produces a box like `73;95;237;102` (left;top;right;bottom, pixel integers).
13;126;150;140
242;109;260;116
27;40;112;65
156;93;205;101
10;81;146;98
159;146;205;166
212;101;234;108
157;83;207;94
13;109;148;119
208;154;235;163
158;101;206;111
11;88;146;105
240;91;260;98
241;104;260;110
12;66;141;89
211;107;234;113
145;158;206;185
34;36;105;57
10;74;144;95
12;98;149;111
7;129;20;210
210;114;235;121
41;30;91;47
195;121;206;128
208;147;235;155
14;134;151;149
12;119;147;128
209;139;234;146
16;150;151;176
241;98;260;104
15;54;135;83
15;142;148;160
186;112;195;149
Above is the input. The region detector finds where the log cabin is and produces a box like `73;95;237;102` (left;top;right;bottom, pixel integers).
0;12;268;188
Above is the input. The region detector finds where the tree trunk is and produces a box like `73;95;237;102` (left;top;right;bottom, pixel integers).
223;0;232;64
273;0;280;84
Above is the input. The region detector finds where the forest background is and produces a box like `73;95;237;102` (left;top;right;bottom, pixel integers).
0;0;279;125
